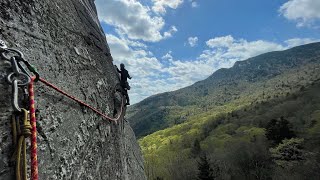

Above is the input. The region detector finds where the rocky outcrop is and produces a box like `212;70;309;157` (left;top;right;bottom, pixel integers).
0;0;146;179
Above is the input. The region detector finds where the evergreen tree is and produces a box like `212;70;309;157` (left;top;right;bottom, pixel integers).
197;155;214;180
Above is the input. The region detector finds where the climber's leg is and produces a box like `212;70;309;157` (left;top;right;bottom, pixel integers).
125;91;130;105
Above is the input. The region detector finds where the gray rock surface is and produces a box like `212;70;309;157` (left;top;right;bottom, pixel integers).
0;0;146;179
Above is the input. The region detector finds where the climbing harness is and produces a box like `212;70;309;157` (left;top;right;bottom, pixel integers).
0;39;125;180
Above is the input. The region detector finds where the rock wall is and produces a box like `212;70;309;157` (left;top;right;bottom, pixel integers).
0;0;146;179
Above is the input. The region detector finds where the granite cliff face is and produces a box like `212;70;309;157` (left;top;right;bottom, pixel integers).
0;0;146;179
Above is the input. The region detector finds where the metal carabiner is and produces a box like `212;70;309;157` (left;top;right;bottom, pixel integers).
10;56;21;74
7;72;31;86
16;57;40;82
6;57;31;86
1;48;24;61
12;79;21;112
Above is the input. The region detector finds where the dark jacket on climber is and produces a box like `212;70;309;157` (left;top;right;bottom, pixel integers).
117;63;132;105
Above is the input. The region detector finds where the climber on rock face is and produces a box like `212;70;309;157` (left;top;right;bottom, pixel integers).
117;63;132;105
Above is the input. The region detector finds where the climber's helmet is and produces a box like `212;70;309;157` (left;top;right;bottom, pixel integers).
120;63;125;69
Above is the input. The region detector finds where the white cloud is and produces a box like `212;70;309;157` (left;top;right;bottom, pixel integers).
206;35;234;48
163;60;213;86
162;51;173;61
106;34;162;76
107;33;319;104
105;33;206;103
188;0;198;8
165;36;319;95
106;33;167;103
95;0;177;42
206;36;285;59
191;1;198;8
158;36;286;95
152;0;184;14
164;26;178;38
285;38;320;47
165;36;287;91
188;36;198;47
279;0;320;27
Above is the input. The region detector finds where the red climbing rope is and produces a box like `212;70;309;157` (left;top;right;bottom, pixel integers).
25;77;124;180
1;41;126;179
29;77;38;180
38;77;125;122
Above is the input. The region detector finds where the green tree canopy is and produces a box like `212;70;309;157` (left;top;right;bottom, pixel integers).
266;117;296;144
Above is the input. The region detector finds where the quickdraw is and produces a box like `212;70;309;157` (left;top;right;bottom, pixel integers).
1;40;39;180
0;39;125;180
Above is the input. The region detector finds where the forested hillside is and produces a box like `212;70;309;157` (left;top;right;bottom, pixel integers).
128;42;320;179
128;42;320;138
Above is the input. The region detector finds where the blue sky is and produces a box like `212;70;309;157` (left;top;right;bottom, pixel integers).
95;0;320;104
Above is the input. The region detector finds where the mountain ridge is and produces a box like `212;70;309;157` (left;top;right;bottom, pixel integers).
127;42;320;138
